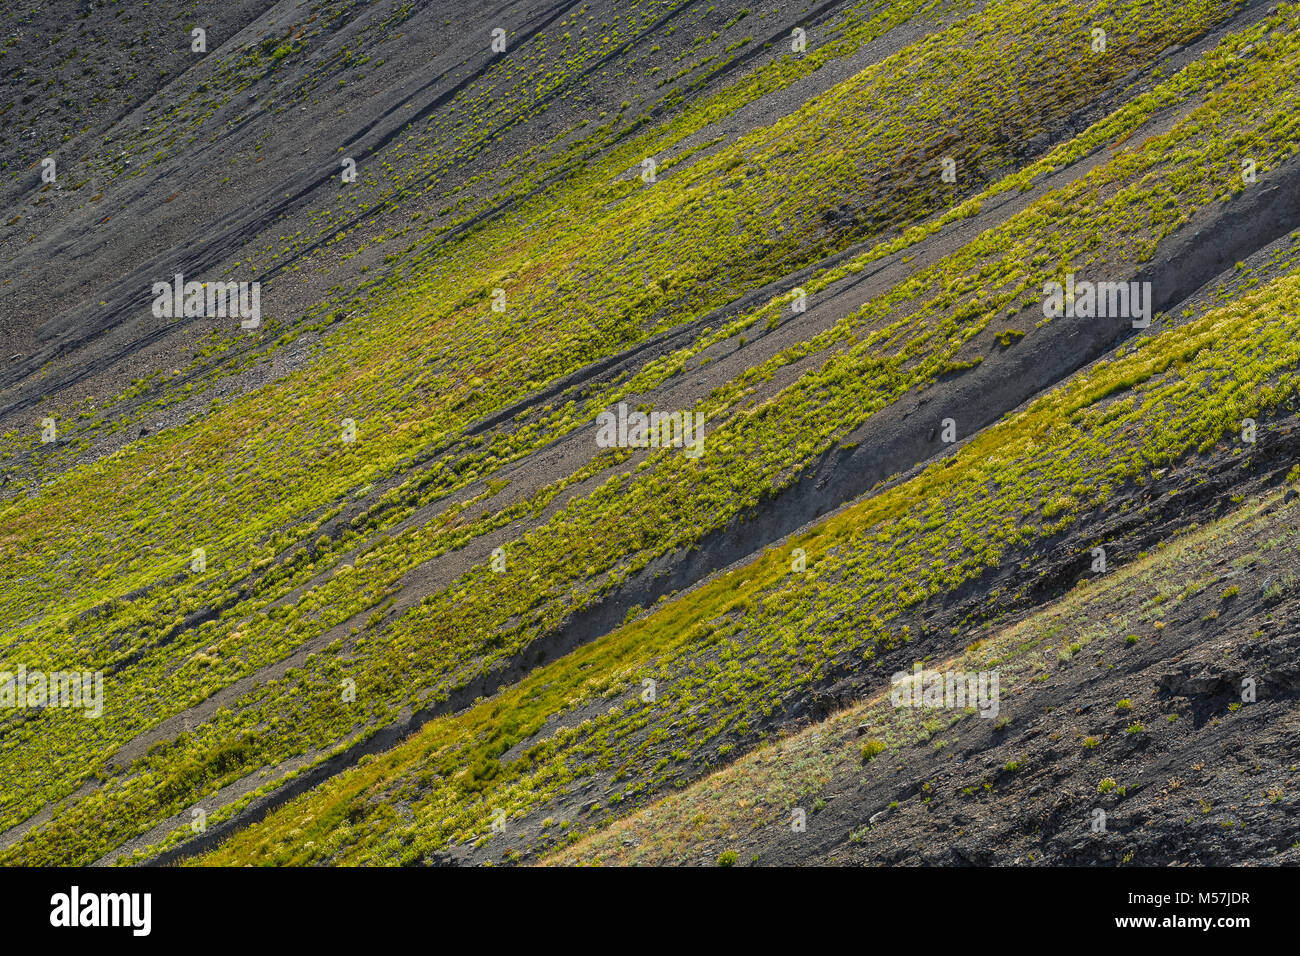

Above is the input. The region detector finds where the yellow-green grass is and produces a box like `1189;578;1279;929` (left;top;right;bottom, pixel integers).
1;0;1293;864
192;265;1300;866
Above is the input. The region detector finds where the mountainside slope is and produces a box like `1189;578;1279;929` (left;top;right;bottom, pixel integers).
2;0;1297;868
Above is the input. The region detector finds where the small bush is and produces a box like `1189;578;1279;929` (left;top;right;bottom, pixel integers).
860;739;886;762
